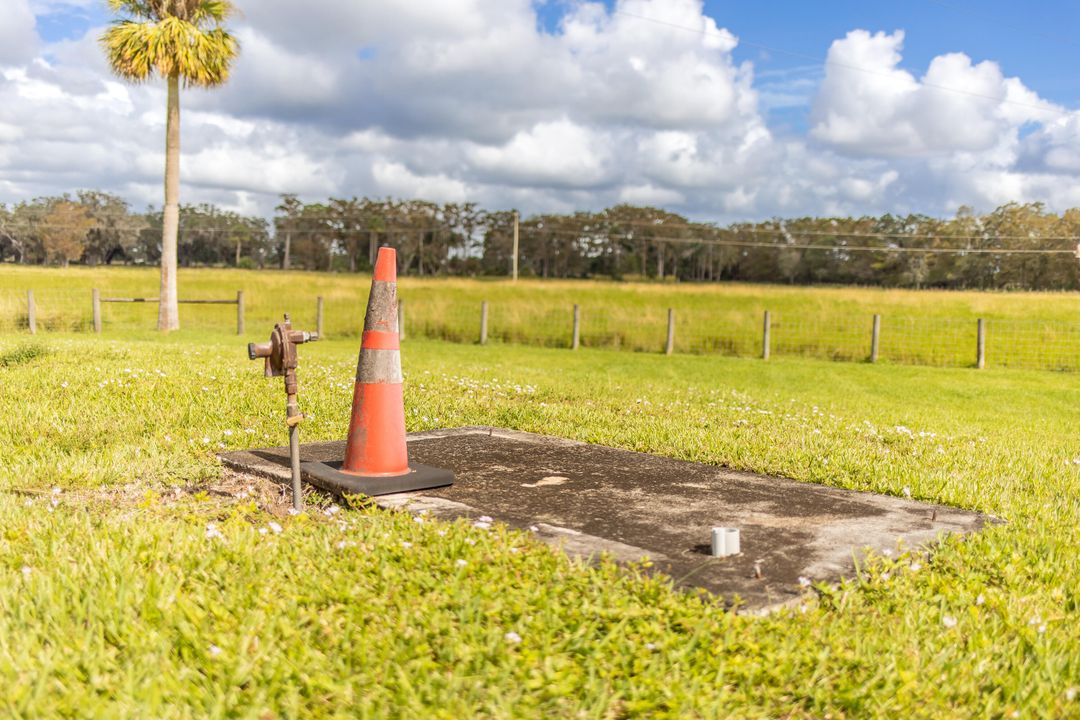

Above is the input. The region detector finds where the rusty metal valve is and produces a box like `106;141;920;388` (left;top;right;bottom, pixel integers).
247;314;318;511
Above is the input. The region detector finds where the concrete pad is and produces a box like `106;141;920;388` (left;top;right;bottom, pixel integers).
220;427;994;611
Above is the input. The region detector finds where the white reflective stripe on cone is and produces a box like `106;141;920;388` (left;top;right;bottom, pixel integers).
357;348;403;383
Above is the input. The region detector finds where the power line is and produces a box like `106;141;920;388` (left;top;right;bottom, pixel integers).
5;222;1077;256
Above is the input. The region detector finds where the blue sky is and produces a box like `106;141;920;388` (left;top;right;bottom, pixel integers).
44;0;1080;141
41;0;1080;105
6;0;1080;220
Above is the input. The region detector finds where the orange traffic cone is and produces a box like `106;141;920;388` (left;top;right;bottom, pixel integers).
300;246;454;497
342;246;409;475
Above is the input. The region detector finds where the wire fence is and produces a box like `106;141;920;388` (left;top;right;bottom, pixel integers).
2;287;1078;372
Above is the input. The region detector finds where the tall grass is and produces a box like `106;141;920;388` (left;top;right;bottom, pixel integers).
3;265;1080;369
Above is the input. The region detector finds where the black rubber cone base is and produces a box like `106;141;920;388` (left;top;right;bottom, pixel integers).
301;460;453;498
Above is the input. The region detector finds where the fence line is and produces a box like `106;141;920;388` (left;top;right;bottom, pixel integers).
3;288;1079;372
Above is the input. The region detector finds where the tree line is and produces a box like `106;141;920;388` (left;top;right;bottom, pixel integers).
3;192;1079;290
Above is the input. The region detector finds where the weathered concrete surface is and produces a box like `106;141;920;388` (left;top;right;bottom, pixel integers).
220;426;994;611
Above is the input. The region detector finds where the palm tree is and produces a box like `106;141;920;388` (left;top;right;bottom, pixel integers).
101;1;238;331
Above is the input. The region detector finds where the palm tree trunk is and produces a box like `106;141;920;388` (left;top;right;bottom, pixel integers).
158;73;181;331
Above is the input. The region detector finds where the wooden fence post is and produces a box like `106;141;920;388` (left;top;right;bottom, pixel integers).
870;314;881;363
236;290;245;335
316;296;324;338
976;318;986;369
27;290;36;335
479;301;488;345
665;308;675;355
762;310;771;360
397;298;405;340
572;304;580;350
92;289;101;333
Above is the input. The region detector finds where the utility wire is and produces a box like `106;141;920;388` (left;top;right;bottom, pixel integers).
7;220;1079;243
5;223;1077;255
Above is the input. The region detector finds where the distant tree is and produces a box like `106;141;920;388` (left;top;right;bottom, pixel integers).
275;194;302;270
41;201;94;266
101;0;239;331
78;190;148;265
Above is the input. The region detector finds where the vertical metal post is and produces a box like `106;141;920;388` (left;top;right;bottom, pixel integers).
92;289;101;333
977;318;986;369
480;301;488;345
665;308;675;355
870;314;881;363
762;310;771;360
512;211;519;281
316;296;324;339
397;298;406;340
27;290;36;335
572;304;580;350
236;290;245;335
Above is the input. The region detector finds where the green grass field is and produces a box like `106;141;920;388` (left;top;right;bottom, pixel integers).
4;264;1080;370
1;270;1078;717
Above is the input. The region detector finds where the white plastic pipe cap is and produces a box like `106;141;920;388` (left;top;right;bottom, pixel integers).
711;527;741;557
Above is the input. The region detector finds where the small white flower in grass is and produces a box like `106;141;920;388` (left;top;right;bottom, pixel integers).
645;642;657;651
528;525;539;532
51;487;61;496
413;516;424;524
504;631;522;644
942;616;957;628
21;565;31;577
798;576;811;588
882;549;893;557
201;437;211;444
208;645;222;657
60;381;68;388
473;521;491;530
464;538;476;546
976;594;985;606
478;515;493;523
881;572;891;581
401;541;412;549
1066;688;1077;701
258;527;268;536
268;522;283;535
23;499;32;507
509;547;519;554
437;530;447;537
205;523;224;540
909;562;922;572
1038;624;1047;634
456;559;467;567
902;486;912;498
1029;614;1042;626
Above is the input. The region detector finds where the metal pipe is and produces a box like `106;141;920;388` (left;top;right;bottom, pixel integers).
287;394;302;512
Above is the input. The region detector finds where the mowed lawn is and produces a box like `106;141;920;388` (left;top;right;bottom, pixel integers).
1;323;1078;717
